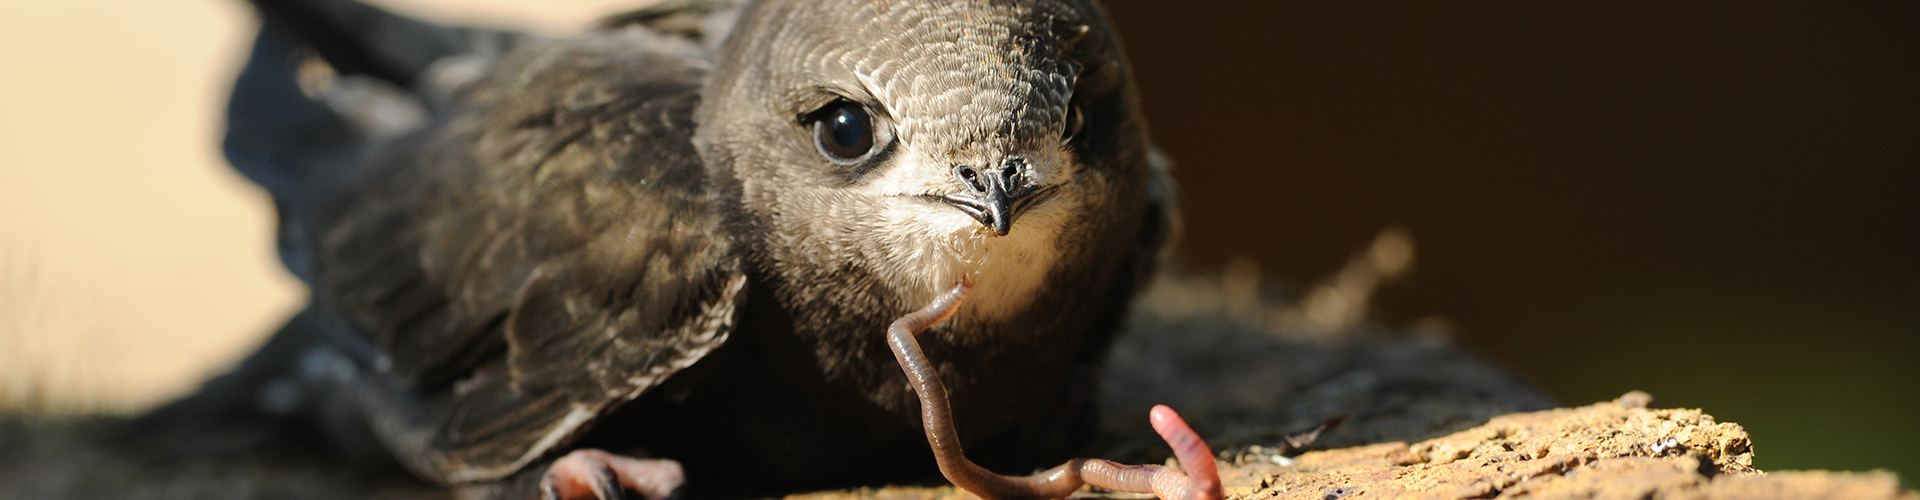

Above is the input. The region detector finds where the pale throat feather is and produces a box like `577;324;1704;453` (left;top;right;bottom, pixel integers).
867;192;1070;324
868;141;1084;324
766;144;1084;325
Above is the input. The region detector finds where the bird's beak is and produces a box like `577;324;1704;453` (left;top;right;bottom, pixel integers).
941;159;1044;236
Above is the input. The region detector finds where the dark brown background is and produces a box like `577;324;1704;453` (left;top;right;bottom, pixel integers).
1102;1;1918;479
1;0;1908;485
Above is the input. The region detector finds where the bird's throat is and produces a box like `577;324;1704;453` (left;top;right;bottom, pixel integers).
869;197;1069;327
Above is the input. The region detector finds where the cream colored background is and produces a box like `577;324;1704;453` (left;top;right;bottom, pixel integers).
0;0;646;413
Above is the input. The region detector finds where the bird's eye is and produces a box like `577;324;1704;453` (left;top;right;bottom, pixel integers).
809;100;875;162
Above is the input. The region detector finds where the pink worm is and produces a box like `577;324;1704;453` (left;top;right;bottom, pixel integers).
886;282;1224;500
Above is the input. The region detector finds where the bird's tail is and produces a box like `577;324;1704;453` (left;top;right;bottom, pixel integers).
245;0;495;90
223;0;523;283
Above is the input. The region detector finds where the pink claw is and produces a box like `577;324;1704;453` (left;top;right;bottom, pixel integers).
539;449;684;500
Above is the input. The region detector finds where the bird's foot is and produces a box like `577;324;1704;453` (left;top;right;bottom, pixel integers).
539;449;684;500
887;283;1223;500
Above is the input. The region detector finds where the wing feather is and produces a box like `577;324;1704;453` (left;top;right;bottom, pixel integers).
317;30;737;483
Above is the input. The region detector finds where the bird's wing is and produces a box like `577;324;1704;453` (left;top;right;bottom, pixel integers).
224;0;741;484
315;32;740;484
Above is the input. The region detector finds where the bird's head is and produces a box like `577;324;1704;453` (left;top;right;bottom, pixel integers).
696;0;1154;322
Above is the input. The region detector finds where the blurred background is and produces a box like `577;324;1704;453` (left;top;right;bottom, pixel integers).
1;0;1913;483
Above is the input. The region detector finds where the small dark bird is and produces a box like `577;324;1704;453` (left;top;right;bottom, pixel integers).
143;0;1202;498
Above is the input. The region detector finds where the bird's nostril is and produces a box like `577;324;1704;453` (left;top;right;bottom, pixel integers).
957;165;986;193
1001;166;1019;184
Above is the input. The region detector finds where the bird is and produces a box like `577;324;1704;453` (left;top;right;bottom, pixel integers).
138;0;1195;498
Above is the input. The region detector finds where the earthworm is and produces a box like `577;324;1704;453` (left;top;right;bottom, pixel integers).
886;282;1224;500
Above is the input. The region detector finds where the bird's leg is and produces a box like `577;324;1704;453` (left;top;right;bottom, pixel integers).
886;283;1224;500
539;448;684;500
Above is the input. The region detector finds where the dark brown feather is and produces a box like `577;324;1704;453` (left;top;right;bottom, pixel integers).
315;31;742;483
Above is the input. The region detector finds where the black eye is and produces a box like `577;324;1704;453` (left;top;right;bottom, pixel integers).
810;100;875;162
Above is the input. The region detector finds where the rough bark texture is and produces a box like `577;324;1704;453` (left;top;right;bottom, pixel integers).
1;268;1909;499
786;395;1911;500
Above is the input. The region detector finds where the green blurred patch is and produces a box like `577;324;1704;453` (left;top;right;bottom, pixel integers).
1480;276;1918;482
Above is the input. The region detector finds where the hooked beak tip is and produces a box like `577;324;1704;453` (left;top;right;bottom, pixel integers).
939;193;1016;236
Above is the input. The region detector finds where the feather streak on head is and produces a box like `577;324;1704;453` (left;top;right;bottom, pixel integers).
697;0;1150;327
